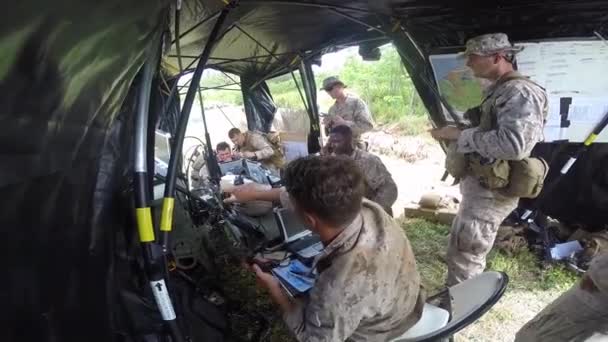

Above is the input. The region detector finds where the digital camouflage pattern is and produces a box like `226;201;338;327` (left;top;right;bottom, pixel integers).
237;131;284;171
447;71;547;285
515;253;608;342
283;199;424;342
461;32;524;57
351;148;398;215
327;94;374;138
190;152;208;189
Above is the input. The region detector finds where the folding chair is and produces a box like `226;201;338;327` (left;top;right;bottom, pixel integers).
392;271;509;342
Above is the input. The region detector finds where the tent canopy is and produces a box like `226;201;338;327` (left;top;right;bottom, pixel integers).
2;1;608;341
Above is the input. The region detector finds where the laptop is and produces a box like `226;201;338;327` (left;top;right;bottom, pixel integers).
273;207;324;261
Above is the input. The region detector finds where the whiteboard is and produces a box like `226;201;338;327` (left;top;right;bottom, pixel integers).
517;41;608;143
429;39;608;143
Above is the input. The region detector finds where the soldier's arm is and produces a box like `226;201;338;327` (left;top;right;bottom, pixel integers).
367;156;398;210
283;257;369;342
457;85;545;160
348;98;374;136
249;134;275;160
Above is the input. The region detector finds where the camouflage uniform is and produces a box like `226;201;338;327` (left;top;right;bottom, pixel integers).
328;94;374;139
446;34;547;285
515;253;608;342
237;131;284;171
281;198;424;342
190;152;208;189
351;148;398;215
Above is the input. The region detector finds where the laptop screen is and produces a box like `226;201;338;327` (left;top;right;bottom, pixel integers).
275;208;312;243
154;130;171;166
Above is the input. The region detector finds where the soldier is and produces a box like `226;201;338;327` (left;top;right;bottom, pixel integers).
323;125;398;216
228;128;284;171
227;155;424;341
515;252;608;341
430;33;548;285
322;76;374;146
190;141;236;188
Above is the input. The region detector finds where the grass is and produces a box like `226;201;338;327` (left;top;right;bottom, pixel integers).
402;218;578;293
402;218;580;341
211;218;580;341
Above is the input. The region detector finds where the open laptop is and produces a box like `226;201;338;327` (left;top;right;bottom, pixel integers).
273;207;324;260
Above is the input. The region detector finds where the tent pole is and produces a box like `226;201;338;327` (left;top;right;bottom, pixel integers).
171;10;222;44
133;37;186;342
160;0;236;250
197;89;222;183
328;8;386;34
242;0;376;15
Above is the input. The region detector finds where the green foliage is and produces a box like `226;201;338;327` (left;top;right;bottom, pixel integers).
267;72;308;110
326;46;428;124
402;218;579;293
197;45;430;130
198;71;244;106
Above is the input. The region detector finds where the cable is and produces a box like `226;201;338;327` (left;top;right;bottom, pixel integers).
133;39;185;342
158;0;235;259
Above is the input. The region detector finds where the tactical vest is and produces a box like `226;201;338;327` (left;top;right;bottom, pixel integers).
445;74;549;198
258;131;286;169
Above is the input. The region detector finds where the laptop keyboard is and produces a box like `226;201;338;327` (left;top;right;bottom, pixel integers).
296;241;324;259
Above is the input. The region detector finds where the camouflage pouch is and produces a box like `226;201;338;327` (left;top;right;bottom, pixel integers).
463;106;482;127
468;153;510;189
445;142;468;179
500;157;549;198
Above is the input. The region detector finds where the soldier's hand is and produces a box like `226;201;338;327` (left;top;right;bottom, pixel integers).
332;115;347;126
252;263;279;290
322;116;332;126
429;126;462;141
223;183;259;203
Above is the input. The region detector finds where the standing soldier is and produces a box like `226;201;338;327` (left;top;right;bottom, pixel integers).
228;128;284;172
430;33;548;285
322;76;374;148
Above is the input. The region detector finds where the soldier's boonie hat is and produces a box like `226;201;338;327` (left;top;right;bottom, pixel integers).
321;76;346;90
459;33;524;57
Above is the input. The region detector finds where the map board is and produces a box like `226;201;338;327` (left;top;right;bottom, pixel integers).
429;40;608;143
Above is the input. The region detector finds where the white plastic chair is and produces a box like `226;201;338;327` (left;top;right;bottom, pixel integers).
392;271;509;342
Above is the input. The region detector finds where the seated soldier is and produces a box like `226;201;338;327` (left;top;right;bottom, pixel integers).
190;141;237;188
323;125;398;216
228;128;284;172
226;155;424;341
215;141;235;163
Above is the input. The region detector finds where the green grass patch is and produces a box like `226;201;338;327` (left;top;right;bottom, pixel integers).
401;218;579;294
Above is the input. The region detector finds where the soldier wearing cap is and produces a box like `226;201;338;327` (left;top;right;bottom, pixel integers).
430;33;548;286
322;76;374;142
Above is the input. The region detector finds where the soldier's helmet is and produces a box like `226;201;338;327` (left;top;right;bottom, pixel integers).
460;33;524;57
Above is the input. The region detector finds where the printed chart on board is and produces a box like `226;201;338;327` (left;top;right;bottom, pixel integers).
430;40;608;143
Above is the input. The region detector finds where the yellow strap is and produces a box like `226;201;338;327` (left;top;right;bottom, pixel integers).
221;0;229;4
584;133;598;146
136;208;155;242
160;197;175;232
